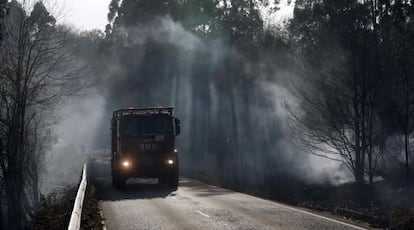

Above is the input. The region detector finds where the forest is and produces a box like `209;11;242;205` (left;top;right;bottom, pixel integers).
0;0;413;229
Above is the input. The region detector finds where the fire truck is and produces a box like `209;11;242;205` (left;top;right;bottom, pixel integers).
111;107;180;190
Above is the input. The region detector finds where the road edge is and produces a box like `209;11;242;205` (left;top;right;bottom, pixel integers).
186;177;375;230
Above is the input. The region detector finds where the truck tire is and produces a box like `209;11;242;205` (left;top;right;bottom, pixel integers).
111;169;116;187
168;177;178;190
167;172;178;190
111;161;115;186
114;173;126;190
168;155;179;190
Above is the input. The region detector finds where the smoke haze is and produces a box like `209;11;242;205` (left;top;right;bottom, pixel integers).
44;16;350;193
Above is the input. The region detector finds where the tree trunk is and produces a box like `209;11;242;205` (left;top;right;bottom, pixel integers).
0;185;3;229
368;104;374;185
403;77;410;180
5;176;23;229
353;70;365;185
404;128;410;180
354;113;365;185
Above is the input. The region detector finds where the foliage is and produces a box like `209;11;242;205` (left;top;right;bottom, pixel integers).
31;186;76;230
287;0;414;185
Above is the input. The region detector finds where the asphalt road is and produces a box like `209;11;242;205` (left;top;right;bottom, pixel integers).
89;156;368;230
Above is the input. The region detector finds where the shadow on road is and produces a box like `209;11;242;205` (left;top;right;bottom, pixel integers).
179;178;235;197
89;157;176;201
88;156;235;202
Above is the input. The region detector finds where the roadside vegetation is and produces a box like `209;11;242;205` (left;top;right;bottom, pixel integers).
31;184;102;230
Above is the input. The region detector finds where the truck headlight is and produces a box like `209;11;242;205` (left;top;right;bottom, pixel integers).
122;160;130;168
166;159;174;165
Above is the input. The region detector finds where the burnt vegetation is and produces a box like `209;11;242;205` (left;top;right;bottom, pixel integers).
0;0;414;229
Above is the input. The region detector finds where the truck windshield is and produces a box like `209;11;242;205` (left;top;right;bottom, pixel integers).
120;117;173;136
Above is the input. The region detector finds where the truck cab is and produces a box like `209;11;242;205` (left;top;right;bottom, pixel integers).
111;107;180;190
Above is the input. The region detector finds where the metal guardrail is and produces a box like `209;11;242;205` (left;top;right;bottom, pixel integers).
68;164;87;230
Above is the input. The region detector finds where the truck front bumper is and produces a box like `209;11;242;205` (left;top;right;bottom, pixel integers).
113;154;178;179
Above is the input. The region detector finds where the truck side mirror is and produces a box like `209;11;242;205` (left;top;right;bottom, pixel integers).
175;118;181;136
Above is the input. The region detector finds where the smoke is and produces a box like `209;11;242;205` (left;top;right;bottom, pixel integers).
43;16;351;193
116;18;204;50
40;94;106;193
56;95;106;150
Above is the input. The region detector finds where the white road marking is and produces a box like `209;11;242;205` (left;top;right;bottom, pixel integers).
185;179;367;230
196;210;211;218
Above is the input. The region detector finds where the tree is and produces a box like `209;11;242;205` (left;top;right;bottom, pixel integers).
0;1;8;226
0;0;8;42
288;0;393;185
106;0;180;38
0;1;87;228
380;0;414;181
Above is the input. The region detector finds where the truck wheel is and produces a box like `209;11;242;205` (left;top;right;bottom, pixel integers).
114;174;126;190
111;169;116;187
168;174;178;190
168;158;179;190
111;162;115;186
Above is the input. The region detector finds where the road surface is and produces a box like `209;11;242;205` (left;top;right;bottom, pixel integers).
89;156;368;230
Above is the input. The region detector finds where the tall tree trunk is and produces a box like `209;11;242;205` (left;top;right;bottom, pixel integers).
361;85;367;184
353;76;364;185
404;132;410;179
5;175;23;229
403;76;410;180
0;184;4;229
404;120;410;180
368;100;374;184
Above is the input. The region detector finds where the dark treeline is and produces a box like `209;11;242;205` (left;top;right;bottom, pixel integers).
0;0;413;228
